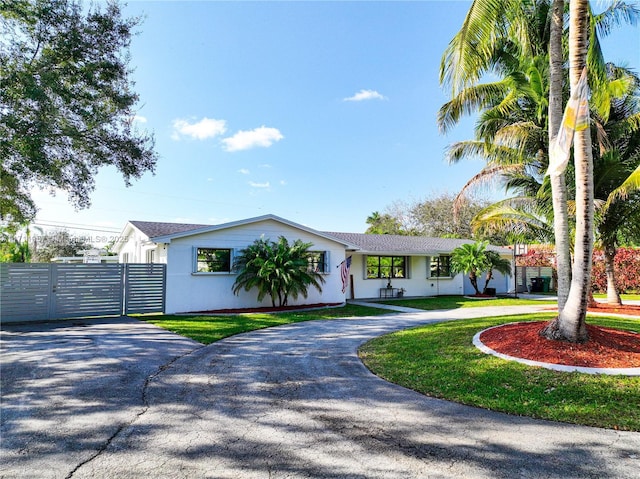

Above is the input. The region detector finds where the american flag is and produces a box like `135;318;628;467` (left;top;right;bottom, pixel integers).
339;256;352;294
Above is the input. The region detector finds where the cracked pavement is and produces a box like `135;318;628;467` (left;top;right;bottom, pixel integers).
1;307;639;478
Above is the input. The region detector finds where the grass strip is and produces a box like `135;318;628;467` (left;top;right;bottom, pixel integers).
375;295;557;310
359;313;640;431
141;303;388;344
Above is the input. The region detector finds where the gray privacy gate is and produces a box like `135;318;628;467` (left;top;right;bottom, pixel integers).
0;263;166;323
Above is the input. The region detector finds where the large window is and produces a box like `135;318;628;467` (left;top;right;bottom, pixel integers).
429;255;451;277
195;248;232;273
307;251;328;273
367;256;407;279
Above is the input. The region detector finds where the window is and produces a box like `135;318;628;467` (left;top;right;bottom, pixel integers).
195;248;232;273
366;256;407;279
307;251;328;273
146;249;155;263
430;255;451;277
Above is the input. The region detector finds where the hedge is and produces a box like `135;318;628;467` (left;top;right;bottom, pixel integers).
517;246;640;294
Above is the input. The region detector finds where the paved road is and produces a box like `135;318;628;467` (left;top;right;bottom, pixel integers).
2;306;639;478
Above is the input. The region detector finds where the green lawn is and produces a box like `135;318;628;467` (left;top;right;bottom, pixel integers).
377;293;640;310
359;313;640;431
594;293;640;301
141;303;389;344
375;294;557;310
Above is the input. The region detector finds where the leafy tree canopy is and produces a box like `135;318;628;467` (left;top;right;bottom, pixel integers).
31;229;92;262
1;0;157;227
365;192;507;244
364;211;406;235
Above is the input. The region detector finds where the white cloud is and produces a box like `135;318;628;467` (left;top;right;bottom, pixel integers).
171;117;227;140
279;180;287;186
133;115;148;123
222;126;284;152
249;181;270;188
343;89;387;102
238;168;250;175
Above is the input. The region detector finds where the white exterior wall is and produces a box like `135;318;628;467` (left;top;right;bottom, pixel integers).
347;255;465;299
118;227;145;263
117;227;164;264
164;220;348;314
462;258;513;295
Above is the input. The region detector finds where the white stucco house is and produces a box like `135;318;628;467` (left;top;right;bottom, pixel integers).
114;214;513;314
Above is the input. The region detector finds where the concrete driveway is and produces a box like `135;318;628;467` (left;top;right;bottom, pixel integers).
1;306;639;478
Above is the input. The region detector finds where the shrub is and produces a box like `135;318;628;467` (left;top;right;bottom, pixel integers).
591;247;640;293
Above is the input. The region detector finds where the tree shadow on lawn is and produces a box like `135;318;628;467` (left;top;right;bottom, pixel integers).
2;314;637;478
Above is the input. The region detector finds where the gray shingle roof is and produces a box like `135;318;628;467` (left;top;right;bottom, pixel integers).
322;232;486;254
127;220;512;255
130;220;208;239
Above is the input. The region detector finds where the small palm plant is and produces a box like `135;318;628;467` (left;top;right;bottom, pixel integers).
450;241;490;295
482;250;512;295
450;241;511;296
232;236;325;308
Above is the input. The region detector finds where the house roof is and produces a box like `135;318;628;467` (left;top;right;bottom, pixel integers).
129;220;210;238
323;232;511;255
125;217;511;256
130;215;359;248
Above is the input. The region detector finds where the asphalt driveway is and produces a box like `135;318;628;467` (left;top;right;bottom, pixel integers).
2;306;639;478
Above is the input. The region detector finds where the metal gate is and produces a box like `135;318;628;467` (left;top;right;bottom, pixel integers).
0;263;166;323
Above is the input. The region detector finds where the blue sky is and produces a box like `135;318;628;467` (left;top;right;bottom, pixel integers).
31;0;640;244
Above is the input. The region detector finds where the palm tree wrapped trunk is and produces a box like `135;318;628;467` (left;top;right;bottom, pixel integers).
542;0;593;342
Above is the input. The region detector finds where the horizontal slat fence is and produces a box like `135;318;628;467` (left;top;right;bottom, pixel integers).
52;264;124;319
0;263;166;323
124;264;166;315
0;264;52;322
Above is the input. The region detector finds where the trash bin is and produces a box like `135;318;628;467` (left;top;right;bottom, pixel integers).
530;277;544;293
541;276;551;293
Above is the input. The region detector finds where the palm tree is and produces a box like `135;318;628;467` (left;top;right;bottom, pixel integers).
482;250;513;294
365;211;405;235
591;66;640;305
232;236;325;308
439;0;575;311
471;64;640;304
450;241;492;295
547;0;593;342
440;0;638;327
548;0;572;312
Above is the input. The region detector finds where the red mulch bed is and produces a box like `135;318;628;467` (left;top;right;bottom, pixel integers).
480;317;640;368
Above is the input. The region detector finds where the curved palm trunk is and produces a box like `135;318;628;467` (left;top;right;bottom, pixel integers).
469;271;480;295
483;270;494;294
555;0;592;342
549;0;572;313
604;243;622;305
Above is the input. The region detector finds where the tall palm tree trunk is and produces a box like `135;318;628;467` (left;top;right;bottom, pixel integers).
548;0;572;313
604;243;622;305
556;0;592;342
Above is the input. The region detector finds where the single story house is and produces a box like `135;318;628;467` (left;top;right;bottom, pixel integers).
114;214;513;313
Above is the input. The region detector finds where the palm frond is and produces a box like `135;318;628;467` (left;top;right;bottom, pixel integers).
438;80;513;133
605;164;640;208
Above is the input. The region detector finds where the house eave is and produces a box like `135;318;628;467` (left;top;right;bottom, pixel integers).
149;214;360;249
